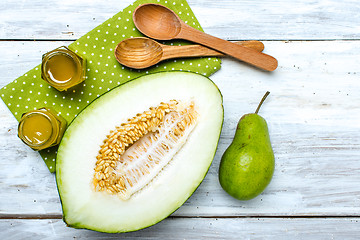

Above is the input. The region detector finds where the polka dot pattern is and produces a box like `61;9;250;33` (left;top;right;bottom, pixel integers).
0;0;221;173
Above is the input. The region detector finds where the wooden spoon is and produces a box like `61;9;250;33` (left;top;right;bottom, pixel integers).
133;3;278;71
114;37;264;69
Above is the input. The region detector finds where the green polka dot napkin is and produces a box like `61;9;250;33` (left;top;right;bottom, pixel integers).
0;0;221;173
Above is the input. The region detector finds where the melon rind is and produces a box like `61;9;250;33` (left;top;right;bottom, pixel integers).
56;71;223;233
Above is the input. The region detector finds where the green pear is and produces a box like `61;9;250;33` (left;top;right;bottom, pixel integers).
219;91;274;200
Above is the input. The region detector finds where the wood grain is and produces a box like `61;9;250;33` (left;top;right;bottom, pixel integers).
0;0;359;40
1;218;360;239
176;22;278;71
132;3;277;71
1;0;360;238
115;38;264;69
161;40;265;59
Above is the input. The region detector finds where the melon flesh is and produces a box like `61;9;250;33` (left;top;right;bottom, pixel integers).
56;71;223;233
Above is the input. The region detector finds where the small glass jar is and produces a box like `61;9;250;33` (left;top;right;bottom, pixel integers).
18;108;67;151
41;46;86;91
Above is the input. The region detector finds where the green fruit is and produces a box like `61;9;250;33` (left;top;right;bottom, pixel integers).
56;72;223;233
219;91;274;200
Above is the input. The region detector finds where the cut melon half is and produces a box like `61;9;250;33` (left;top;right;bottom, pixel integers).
56;71;223;233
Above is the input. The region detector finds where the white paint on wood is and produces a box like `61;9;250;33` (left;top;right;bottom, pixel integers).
0;0;359;40
1;218;360;239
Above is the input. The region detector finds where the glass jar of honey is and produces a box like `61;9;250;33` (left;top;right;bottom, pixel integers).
18;108;67;151
41;46;86;91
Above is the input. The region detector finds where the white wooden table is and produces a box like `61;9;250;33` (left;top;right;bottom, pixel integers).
1;0;360;239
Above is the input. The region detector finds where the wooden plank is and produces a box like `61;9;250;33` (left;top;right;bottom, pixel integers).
1;218;360;239
1;40;359;216
0;0;359;40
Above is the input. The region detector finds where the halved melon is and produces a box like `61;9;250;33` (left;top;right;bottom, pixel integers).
56;71;223;233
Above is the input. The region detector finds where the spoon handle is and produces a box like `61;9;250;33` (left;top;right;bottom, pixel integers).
178;25;278;71
161;40;264;60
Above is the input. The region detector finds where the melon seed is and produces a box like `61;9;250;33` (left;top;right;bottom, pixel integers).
93;100;198;200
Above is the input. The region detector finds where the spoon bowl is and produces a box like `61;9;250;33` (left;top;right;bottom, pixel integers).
133;4;278;71
114;37;265;69
115;37;163;69
133;4;181;40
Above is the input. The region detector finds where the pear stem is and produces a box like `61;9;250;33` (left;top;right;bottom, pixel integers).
255;91;270;114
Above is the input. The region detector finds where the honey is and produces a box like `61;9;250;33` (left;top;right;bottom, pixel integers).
41;46;86;91
18;108;67;150
21;113;53;145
